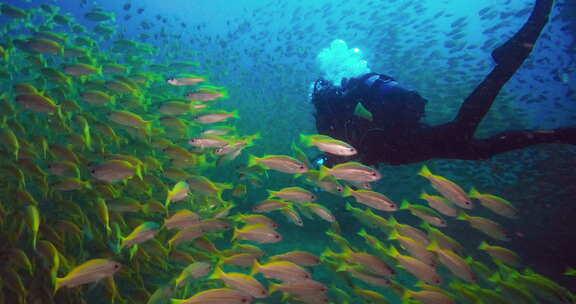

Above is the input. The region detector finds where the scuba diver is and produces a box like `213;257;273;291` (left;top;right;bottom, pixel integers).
311;0;575;167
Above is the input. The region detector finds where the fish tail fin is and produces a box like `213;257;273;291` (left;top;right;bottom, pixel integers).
345;202;354;211
208;265;223;280
85;132;92;151
128;245;138;260
468;187;479;198
290;140;300;153
456;211;469;221
488;272;502;284
418;165;432;178
135;164;143;180
280;291;292;302
229;213;243;223
385;245;400;258
268;282;279;295
318;165;329;181
478;241;489;250
425;239;440;252
320;247;337;261
335;263;349;272
56;106;65;123
247;154;259;168
387;229;400;241
31;235;37;251
400;200;411;210
49;266;58;287
54;277;64;295
266;190;275;199
108;239;121;255
250;132;262;142
105;224;112;237
165;187;175;207
342;186;353;197
250;260;261;276
217;182;233;190
341;244;354;257
111;223;123;253
141;203;151;216
231;227;239;242
401;288;414;303
419;221;433;232
299;134;313;146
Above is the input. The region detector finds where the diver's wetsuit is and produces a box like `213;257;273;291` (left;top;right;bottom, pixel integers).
311;0;575;167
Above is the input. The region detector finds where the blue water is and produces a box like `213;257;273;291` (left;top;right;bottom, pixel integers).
1;0;576;303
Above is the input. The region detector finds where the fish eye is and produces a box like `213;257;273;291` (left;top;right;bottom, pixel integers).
336;187;343;192
274;234;280;239
90;169;96;174
114;264;120;269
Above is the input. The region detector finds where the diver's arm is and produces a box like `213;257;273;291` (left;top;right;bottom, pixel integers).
452;0;554;140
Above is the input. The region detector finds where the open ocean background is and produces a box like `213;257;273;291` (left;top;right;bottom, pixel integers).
1;0;575;303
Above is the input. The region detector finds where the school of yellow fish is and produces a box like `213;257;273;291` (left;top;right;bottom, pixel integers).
0;2;575;304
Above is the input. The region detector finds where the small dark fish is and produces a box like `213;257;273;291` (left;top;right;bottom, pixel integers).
181;23;187;28
40;4;54;14
123;3;131;11
124;14;131;21
140;21;152;30
137;8;144;14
